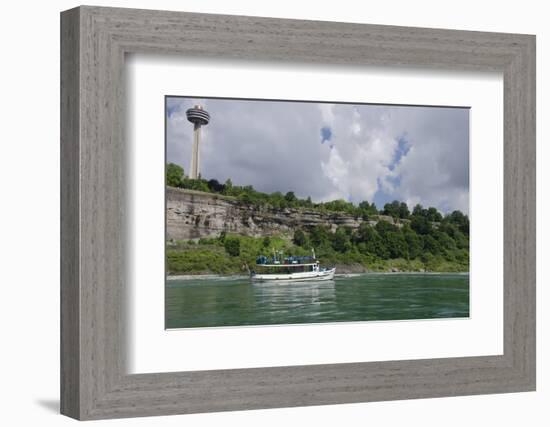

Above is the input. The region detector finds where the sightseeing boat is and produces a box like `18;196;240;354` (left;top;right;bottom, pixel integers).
250;250;336;283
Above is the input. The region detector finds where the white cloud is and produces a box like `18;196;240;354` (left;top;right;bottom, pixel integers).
167;98;469;214
319;104;400;204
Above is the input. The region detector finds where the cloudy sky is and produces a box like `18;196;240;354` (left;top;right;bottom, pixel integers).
166;97;469;214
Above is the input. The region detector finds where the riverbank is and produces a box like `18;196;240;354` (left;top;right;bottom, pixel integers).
166;255;468;276
166;233;469;277
167;262;468;280
167;251;468;277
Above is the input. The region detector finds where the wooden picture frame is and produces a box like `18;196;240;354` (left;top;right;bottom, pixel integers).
60;5;536;420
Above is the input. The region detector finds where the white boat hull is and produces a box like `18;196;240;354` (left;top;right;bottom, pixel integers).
251;267;336;283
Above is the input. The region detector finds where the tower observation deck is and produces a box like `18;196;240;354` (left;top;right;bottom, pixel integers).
186;105;210;179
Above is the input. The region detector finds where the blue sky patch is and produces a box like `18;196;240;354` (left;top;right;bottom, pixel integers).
166;102;181;118
320;126;332;144
388;136;411;171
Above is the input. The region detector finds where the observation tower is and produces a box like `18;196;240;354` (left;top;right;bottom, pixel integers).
186;105;210;179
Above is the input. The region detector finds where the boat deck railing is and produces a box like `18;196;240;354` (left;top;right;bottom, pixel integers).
256;255;316;265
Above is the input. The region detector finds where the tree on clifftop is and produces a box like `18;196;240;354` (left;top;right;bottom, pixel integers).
285;191;297;204
446;210;470;235
166;163;184;187
383;200;410;219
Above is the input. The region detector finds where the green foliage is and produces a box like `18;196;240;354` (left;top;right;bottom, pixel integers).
164;170;470;274
385;231;408;259
351;223;389;259
207;179;224;192
354;222;376;244
167;225;469;275
375;220;399;236
222;178;233;195
321;199;357;214
183;178;210;192
422;234;442;255
198;237;219;245
358;201;378;216
410;215;432;235
403;229;423;259
332;227;353;253
412;204;424;216
383;200;410;219
435;231;457;251
224;237;241;257
454;248;470;264
412;204;444;222
285;191;297;205
426;207;443;222
445;210;470;234
238;192;253;204
293;229;307;247
166;163;184;187
310;225;331;249
166;246;240;274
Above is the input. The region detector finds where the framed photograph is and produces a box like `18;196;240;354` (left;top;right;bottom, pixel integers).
61;6;535;420
164;96;470;330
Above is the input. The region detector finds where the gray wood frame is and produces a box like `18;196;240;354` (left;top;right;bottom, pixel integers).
60;5;536;420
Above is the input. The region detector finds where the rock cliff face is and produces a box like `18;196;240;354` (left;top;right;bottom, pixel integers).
166;187;404;241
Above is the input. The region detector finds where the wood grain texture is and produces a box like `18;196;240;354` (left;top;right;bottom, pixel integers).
60;6;536;420
60;7;80;419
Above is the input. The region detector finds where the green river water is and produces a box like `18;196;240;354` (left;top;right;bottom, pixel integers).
165;273;469;329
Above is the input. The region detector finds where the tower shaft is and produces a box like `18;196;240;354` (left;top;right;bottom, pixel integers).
190;123;201;179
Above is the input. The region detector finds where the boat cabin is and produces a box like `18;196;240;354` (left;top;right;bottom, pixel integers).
254;255;320;275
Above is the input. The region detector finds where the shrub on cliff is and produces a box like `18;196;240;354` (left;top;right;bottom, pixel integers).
224;237;241;257
166;247;239;274
293;229;307;247
331;227;353;253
